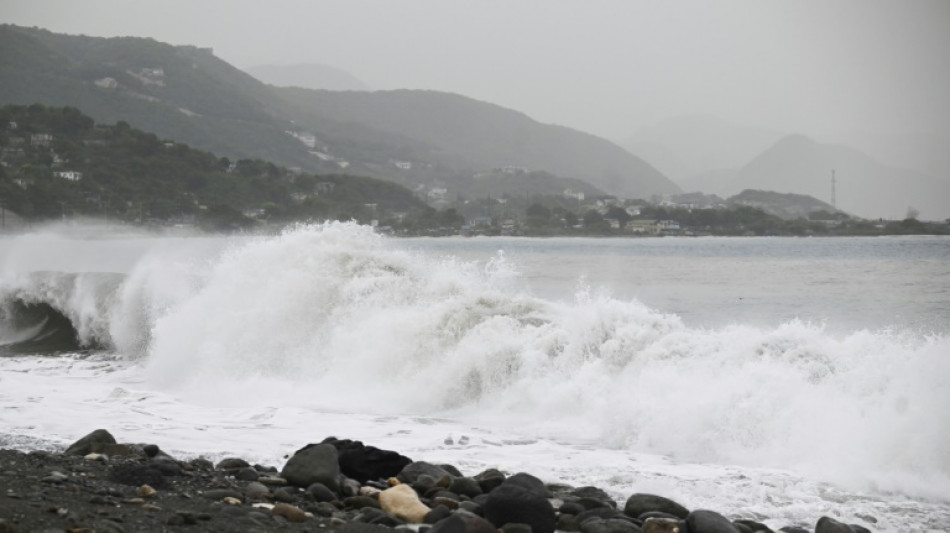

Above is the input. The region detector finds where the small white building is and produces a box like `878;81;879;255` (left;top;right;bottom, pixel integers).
54;170;82;181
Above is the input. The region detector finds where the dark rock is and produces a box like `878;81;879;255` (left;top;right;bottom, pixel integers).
147;457;182;476
345;495;382;510
244;481;270;499
624;494;689;520
502;472;551;498
142;444;160;458
433;496;460;510
216;457;251;470
642;517;681;533
308;482;338;502
735;523;753;533
97;443;146;458
324;437;414;483
399;461;454;485
579;497;615;510
640;511;683;522
281;443;341;491
458;500;483;516
189;457;214;471
234;466;259;481
577;508;632;524
474;468;506;493
580;517;644;533
483;482;556;533
64;429;116;456
734;519;773;532
849;526;870;533
274;487;297;502
449;476;483;498
430;511;497;533
501;523;534;533
414;474;439;493
776;528;810;533
441;464;464;477
425;504;454;524
559;513;582;532
341;476;362;497
815;516;855;533
561;500;587;515
573;486;617;508
686;509;740;533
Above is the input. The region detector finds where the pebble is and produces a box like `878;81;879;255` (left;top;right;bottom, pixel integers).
272;502;308;523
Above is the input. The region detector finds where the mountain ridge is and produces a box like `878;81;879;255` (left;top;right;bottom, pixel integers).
0;24;679;200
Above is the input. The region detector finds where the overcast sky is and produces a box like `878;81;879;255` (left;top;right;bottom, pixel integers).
4;0;949;153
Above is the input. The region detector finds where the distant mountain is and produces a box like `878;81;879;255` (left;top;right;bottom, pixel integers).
731;134;950;220
244;63;369;91
273;88;678;198
624;114;783;183
0;25;678;200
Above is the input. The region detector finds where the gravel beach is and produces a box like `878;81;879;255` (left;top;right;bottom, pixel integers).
0;430;868;533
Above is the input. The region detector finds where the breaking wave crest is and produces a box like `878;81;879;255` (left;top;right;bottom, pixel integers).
1;223;948;499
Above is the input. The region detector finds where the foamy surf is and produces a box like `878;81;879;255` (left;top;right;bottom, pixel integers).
1;222;948;530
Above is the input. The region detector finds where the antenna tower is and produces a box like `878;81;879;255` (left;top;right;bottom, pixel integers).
831;169;836;209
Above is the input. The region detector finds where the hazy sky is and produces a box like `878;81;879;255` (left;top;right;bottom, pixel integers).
4;0;949;151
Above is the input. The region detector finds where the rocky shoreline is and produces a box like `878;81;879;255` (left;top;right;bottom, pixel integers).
0;430;869;533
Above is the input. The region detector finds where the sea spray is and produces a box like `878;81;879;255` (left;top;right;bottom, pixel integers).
1;223;947;501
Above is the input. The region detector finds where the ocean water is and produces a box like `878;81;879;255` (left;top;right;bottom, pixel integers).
1;222;948;531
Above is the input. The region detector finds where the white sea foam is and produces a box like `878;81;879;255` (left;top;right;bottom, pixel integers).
1;223;948;530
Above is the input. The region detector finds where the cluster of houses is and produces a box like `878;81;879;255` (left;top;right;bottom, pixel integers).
1;123;85;187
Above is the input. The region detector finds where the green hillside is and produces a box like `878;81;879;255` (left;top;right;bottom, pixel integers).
0;24;678;200
0;104;435;230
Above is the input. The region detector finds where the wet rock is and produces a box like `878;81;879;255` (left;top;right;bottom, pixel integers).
425;504;454;524
624;494;689;520
64;429;116;456
449;476;483;498
379;483;431;523
244;481;271;499
580;517;644;533
307;481;337;502
642;517;681;533
398;461;454;485
577;508;631;524
733;519;772;532
97;443;146;458
572;486;617;509
815;516;855;533
685;509;739;533
473;468;506;493
271;501;308;522
324;437;413;483
483;481;556;533
234;466;259;481
281;443;341;491
142;444;160;458
502;472;551;498
217;457;251;470
345;495;381;510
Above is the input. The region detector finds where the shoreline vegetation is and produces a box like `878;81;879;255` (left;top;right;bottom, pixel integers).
0;429;872;533
1;105;948;238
